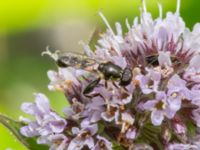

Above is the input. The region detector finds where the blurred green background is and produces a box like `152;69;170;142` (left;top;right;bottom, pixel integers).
0;0;199;149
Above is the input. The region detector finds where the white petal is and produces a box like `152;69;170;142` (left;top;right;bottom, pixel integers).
158;51;172;66
151;110;164;126
189;54;200;70
34;93;50;114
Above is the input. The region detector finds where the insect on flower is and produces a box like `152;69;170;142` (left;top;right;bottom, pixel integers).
42;48;133;96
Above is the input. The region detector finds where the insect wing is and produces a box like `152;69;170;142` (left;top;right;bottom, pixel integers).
57;52;97;69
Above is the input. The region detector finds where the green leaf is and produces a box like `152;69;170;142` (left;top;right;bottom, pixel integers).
136;123;164;150
0;113;49;150
112;142;125;150
186;119;196;137
112;145;125;150
97;122;105;134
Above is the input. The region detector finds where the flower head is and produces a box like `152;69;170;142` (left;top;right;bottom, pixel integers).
20;0;200;149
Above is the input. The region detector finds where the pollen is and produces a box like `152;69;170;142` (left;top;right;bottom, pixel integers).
155;101;165;110
133;79;140;86
171;92;178;98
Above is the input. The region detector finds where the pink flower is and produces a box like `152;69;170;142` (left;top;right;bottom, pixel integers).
141;92;175;125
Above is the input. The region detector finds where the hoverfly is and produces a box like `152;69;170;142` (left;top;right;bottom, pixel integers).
42;47;133;96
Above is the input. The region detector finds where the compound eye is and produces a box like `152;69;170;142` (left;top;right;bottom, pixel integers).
56;58;69;67
98;64;104;71
119;68;132;86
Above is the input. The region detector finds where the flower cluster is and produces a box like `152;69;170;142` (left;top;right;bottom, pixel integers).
20;0;200;149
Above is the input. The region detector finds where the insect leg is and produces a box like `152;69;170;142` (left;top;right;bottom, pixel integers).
84;93;103;99
112;81;119;89
122;86;128;92
105;80;108;88
83;77;101;95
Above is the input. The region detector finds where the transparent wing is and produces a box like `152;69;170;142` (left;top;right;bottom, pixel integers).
88;25;102;49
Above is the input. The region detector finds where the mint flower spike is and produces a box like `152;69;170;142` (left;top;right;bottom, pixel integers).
19;0;200;149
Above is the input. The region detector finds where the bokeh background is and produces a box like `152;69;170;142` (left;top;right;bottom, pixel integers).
0;0;200;149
